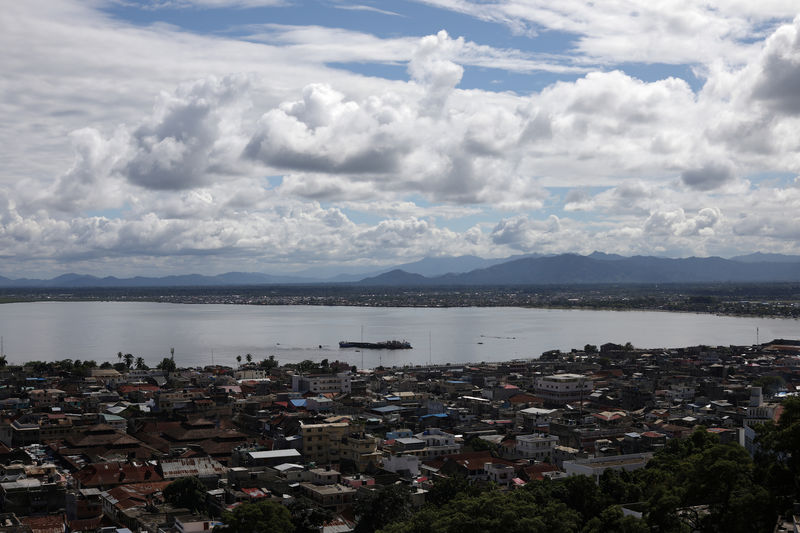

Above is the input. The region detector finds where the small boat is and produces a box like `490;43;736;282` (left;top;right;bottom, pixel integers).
339;340;412;350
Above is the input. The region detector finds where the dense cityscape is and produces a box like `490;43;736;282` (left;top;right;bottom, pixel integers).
0;335;796;531
8;0;800;532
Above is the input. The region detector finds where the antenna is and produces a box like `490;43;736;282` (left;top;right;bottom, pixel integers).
170;347;174;361
428;331;432;366
756;327;759;346
211;348;215;367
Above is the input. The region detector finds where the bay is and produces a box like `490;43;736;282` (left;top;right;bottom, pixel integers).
0;301;797;369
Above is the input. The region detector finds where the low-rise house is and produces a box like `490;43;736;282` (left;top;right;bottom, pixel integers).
158;457;228;488
563;452;653;483
508;433;559;462
73;461;162;490
299;482;355;510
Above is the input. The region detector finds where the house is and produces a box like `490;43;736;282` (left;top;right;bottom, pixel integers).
563;452;653;483
533;374;593;406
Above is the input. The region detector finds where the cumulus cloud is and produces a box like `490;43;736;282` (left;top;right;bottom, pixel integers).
751;17;800;114
644;207;722;236
491;215;561;250
680;163;736;191
7;1;800;276
123;75;253;190
245;84;412;175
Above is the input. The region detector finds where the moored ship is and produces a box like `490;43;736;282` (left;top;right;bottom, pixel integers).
339;340;412;349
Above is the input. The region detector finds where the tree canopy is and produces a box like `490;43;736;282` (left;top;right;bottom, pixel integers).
217;499;293;533
163;476;208;514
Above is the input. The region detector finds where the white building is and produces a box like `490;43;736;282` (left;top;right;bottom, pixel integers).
516;407;559;431
563;453;652;483
292;372;352;395
534;374;593;405
513;433;559;462
484;463;514;486
381;455;420;477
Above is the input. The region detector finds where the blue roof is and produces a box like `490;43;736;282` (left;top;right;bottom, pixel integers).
420;413;448;419
290;399;307;407
372;405;402;413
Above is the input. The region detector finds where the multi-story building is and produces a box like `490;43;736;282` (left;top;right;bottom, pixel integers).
300;421;349;464
292;372;351;395
512;433;559;462
533;374;593;406
340;432;381;471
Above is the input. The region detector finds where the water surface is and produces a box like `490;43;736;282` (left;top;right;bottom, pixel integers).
1;302;797;368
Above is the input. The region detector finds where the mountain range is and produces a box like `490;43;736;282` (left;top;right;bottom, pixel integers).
2;252;800;288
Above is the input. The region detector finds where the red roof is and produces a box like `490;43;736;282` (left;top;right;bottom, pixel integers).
242;487;269;499
74;461;162;487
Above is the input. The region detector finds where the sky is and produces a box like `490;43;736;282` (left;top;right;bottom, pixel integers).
3;1;800;278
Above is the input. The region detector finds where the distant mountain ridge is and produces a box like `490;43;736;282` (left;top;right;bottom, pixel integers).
3;252;800;288
357;253;800;286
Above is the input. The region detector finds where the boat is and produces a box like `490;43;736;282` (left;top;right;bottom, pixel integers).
339;340;412;350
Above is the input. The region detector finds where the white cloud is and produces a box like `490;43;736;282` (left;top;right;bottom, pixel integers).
5;1;800;276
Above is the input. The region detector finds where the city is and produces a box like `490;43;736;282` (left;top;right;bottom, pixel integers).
0;338;796;531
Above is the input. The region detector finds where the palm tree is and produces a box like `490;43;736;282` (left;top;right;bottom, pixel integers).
135;356;147;370
236;355;242;366
117;351;123;364
123;353;134;369
246;353;253;364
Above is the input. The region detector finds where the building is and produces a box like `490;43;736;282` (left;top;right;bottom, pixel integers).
299;483;355;510
512;433;559;462
533;374;593;406
563;452;653;483
292;373;352;395
516;407;558;431
340;432;381;471
300;421;350;465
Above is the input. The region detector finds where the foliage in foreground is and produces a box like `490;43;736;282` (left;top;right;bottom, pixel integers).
378;419;797;533
216;499;293;533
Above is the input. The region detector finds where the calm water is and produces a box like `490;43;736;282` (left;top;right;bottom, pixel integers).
1;302;798;368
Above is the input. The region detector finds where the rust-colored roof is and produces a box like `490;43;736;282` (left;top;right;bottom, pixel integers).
21;514;65;533
74;461;163;488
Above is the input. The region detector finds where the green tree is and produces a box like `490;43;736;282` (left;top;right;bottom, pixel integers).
382;487;581;533
135;356;148;369
163;477;208;513
584;344;597;354
236;355;242;366
288;499;331;533
245;353;253;364
582;506;649;533
259;355;278;371
218;500;293;533
157;357;176;373
355;484;412;533
123;353;134;369
755;396;800;513
425;474;483;507
297;359;317;373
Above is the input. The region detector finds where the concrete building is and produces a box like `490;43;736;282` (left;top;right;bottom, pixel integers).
513;433;559;462
533;374;593;406
292;372;352;395
563;452;653;483
300;421;350;465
